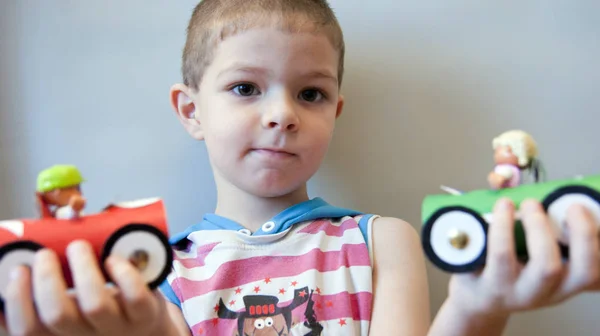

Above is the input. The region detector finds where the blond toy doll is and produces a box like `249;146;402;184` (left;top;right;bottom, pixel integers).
488;130;544;189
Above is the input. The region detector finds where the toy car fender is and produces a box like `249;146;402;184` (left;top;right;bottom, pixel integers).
0;197;173;310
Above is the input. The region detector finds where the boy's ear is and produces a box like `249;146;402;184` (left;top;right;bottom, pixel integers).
170;83;204;140
335;94;345;119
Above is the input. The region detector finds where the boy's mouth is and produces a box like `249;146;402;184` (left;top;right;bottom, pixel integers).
251;148;296;159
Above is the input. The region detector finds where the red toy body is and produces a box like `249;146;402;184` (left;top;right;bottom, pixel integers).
0;197;173;310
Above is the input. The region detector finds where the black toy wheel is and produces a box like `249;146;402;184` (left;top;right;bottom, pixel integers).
422;206;488;273
543;185;600;246
102;224;173;290
0;241;44;311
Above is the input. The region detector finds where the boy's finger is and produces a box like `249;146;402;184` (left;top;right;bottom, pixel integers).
484;198;518;281
5;266;48;335
105;255;159;324
515;199;564;304
559;204;600;296
33;248;91;335
67;240;124;331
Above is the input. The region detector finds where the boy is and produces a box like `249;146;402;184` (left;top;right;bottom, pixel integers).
2;1;599;335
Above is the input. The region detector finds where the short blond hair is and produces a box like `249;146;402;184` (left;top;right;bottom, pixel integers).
182;0;345;91
492;130;539;167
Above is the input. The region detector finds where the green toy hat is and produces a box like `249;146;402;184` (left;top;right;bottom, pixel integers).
36;164;85;193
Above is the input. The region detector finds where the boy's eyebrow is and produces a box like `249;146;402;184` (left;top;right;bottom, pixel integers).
301;70;338;84
217;63;274;80
216;63;337;84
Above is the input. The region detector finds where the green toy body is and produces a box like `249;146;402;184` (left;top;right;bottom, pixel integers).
421;175;600;273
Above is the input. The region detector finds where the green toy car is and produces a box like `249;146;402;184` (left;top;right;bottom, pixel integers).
421;175;600;273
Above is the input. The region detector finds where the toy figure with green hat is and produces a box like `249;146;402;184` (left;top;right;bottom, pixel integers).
36;164;86;219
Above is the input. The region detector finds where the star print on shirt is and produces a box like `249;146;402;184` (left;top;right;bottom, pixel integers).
234;287;242;294
253;286;261;293
338;319;347;326
264;277;271;284
279;288;286;295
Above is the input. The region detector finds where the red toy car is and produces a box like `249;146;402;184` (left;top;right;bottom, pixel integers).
0;197;173;311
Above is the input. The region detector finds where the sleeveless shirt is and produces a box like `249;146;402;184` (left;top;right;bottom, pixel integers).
159;197;378;336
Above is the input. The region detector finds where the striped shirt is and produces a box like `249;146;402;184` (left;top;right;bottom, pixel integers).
159;197;378;335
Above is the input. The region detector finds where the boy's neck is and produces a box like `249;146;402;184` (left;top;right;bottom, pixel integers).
214;183;310;232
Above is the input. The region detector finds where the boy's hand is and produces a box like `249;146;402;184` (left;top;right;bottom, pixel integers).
1;240;173;336
447;198;600;319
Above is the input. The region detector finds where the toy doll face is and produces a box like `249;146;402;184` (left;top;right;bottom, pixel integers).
242;315;288;335
43;186;82;207
186;27;344;198
494;146;519;166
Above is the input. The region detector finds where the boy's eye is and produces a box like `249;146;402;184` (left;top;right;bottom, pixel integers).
299;89;323;102
232;84;259;96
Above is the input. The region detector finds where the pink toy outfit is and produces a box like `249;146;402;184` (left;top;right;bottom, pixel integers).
494;164;522;188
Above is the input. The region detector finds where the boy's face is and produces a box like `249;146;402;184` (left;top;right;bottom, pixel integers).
174;27;344;198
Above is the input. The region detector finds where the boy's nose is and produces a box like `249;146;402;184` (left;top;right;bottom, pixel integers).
262;96;299;132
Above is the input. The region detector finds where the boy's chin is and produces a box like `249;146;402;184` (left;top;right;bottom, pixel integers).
240;180;306;199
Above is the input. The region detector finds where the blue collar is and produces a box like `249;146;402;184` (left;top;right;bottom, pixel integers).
168;197;363;246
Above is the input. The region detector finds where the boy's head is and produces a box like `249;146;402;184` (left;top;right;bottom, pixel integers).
181;0;345;91
171;0;346;199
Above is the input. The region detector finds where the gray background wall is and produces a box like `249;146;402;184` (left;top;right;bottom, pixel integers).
1;1;599;335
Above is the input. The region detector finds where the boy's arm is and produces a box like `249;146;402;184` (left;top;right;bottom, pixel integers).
428;296;509;336
161;301;192;336
157;278;192;336
369;216;510;336
368;216;431;335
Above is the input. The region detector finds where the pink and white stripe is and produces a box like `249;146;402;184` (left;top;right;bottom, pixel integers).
169;216;374;335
